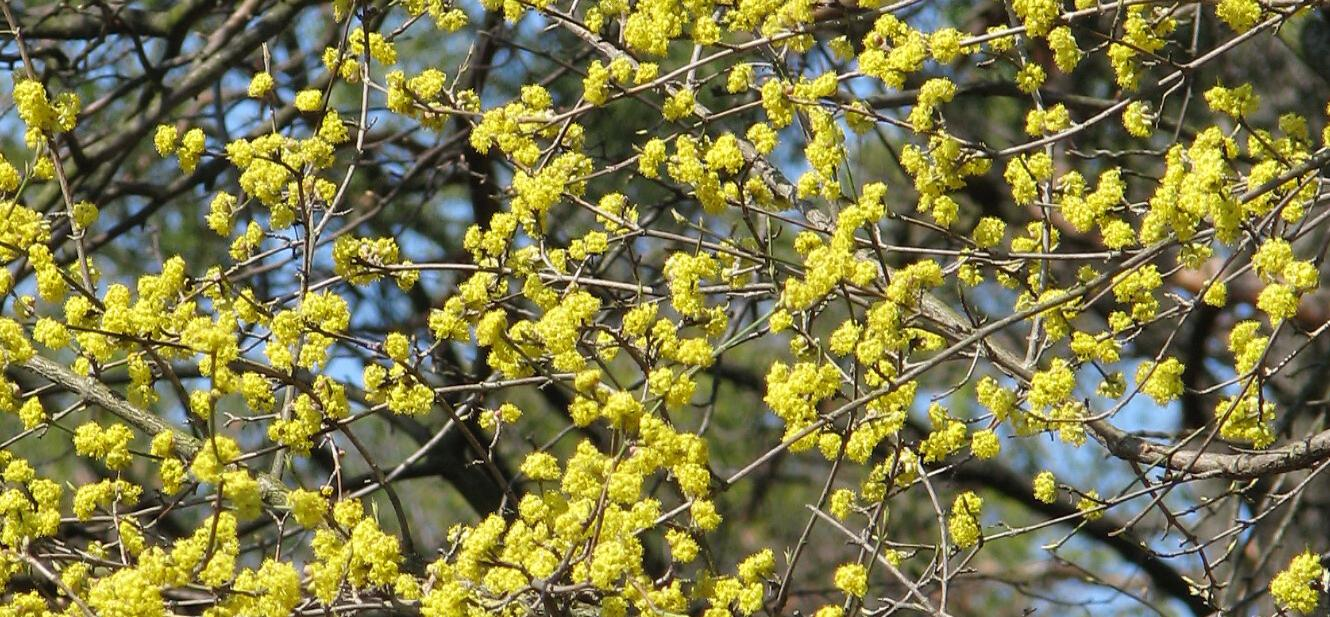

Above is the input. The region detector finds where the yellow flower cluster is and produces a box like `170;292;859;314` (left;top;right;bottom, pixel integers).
1078;490;1103;520
1111;264;1164;322
309;501;404;603
948;491;983;549
88;567;165;617
0;157;20;194
1047;27;1082;72
1015;63;1045;94
972;216;1006;249
1143;129;1238;244
0;456;62;547
919;402;967;462
1069;331;1121;364
510;152;594;227
287;488;330;527
226;560;303;617
801;107;847;199
669;134;739;212
154;125;206;173
13;80;79;143
1215;391;1277;448
1123;101;1154;137
1251;238;1317;322
295;89;323;112
248;71;275;98
386;68;451;131
333;235;417;289
833;562;868;598
151;432;186;493
907;78;956;132
666;252;720;317
859;14;928;89
901;133;990;227
1270;551;1324;614
190;435;242;484
929;28;968;63
1033;471;1057;504
402;412;754;614
401;0;468;29
1012;0;1060;37
73;422;136;470
1205;83;1259;119
1004;152;1053;206
349;27;397;64
846;384;916;463
1029;358;1075;409
1025;104;1070;137
1217;0;1263;33
73;479;141;520
1108;6;1175;90
1134;357;1185;405
532;289;602;371
764;361;841;450
970;429;1000;459
271;375;350;452
520;451;562;480
662;87;695;121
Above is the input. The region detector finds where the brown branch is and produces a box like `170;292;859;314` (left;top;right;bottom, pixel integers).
16;355;289;508
954;459;1214;616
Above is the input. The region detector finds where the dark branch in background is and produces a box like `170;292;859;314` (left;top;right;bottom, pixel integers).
955;460;1215;616
1180;304;1219;431
79;0;320;168
17;5;175;40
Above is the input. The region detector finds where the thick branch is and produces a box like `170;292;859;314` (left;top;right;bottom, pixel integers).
16;355;289;507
